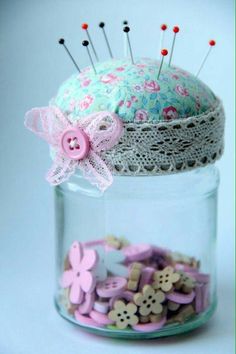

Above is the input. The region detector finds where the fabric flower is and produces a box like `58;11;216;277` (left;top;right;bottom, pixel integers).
108;300;139;329
135;109;148;122
134;285;165;316
93;246;128;281
24;107;123;191
81;79;91;87
60;241;98;304
162;106;178;121
100;73;120;84
116;67;125;71
153;266;180;292
175;84;189;97
133;84;143;92
144;80;160;93
171;74;179;80
79;94;94;111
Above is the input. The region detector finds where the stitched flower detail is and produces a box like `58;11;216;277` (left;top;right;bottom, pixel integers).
175;271;196;293
134;285;165;316
108;300;139;329
94;246;128;281
135;109;148;122
61;241;98;304
153;266;180;292
162;106;178;121
144;80;160;93
175;84;189;97
79;94;94;111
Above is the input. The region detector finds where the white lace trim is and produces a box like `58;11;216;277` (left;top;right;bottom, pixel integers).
100;99;225;175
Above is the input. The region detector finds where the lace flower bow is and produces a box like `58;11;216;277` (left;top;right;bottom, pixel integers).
24;107;123;191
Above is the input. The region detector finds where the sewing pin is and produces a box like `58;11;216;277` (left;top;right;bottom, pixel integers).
58;38;81;72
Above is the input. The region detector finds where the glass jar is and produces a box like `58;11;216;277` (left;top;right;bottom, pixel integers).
54;165;219;339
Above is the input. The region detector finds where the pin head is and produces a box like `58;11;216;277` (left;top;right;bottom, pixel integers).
209;39;216;46
82;40;89;46
161;49;168;56
123;26;130;33
161;24;167;31
173;26;180;33
99;22;105;28
58;38;65;45
82;23;88;30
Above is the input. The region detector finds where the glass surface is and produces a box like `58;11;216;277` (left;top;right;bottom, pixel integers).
54;166;219;339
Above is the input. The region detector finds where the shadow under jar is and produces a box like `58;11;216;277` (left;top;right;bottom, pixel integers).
54;165;219;339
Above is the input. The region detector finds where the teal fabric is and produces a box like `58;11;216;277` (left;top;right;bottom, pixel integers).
53;58;217;123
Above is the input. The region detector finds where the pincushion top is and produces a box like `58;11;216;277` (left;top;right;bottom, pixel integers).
53;58;217;124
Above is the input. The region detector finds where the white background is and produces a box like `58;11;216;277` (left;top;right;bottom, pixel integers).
0;0;234;353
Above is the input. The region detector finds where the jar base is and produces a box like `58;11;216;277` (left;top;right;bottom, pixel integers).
54;297;217;339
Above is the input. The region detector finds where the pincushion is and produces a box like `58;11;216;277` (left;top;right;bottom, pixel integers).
25;56;224;190
53;58;217;123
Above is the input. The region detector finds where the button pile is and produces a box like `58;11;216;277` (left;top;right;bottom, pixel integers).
59;236;210;333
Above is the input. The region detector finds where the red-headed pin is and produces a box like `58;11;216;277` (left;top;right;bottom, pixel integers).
58;38;81;73
159;24;168;59
157;49;168;79
99;22;113;59
168;26;180;67
81;23;99;61
82;40;97;74
123;26;134;64
196;40;216;77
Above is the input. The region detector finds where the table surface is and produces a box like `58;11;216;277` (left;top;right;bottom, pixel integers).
0;0;234;353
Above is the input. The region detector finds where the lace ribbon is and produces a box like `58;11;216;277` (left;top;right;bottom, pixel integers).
25;107;123;191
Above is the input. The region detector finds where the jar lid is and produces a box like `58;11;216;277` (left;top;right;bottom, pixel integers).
25;58;225;191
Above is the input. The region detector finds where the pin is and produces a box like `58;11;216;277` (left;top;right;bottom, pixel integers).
58;38;81;73
99;22;113;59
82;40;97;74
123;26;134;64
81;23;99;61
159;24;167;60
168;26;180;67
157;49;168;79
123;20;129;57
196;40;216;77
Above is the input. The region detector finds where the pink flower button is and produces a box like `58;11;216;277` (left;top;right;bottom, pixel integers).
60;127;90;160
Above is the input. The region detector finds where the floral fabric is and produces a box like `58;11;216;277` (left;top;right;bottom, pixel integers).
53;57;217;123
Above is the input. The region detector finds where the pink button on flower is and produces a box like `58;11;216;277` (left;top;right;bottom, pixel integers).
60;127;90;160
24;107;123;191
61;241;98;304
